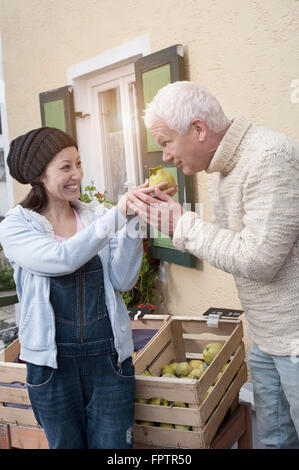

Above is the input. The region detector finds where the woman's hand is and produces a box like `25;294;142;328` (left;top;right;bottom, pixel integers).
126;185;183;238
117;180;178;218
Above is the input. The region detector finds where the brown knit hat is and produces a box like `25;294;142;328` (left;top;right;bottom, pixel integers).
7;127;78;185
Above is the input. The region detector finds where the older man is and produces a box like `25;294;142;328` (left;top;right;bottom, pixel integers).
127;81;299;449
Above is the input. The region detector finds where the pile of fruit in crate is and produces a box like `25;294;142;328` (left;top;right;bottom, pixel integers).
135;342;228;430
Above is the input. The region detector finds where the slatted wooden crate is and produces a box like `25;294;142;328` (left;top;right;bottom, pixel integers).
133;315;247;448
0;339;49;448
0;315;169;449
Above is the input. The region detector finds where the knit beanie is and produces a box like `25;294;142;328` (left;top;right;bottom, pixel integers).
7;127;78;185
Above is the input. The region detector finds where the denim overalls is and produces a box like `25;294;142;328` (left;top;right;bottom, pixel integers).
26;255;135;449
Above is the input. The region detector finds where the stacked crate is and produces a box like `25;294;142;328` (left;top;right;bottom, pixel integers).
133;315;247;448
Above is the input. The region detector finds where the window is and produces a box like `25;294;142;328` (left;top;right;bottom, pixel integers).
0;149;6;181
88;63;143;202
134;45;196;268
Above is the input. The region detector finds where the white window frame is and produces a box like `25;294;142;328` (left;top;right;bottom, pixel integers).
67;35;150;199
88;64;143;199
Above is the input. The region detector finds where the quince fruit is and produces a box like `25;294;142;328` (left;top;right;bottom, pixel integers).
135;398;148;404
189;359;203;370
202;343;223;365
170;401;188;408
162;372;176;378
175;362;192;378
149;397;169;406
148;165;176;190
187;367;205;380
174;424;192;431
161;364;176;375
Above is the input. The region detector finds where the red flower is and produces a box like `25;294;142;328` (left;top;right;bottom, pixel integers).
96;192;104;199
137;304;156;311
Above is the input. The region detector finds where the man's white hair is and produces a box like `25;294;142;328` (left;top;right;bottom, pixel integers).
143;81;230;134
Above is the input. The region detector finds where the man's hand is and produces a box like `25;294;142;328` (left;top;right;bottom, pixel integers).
126;183;184;239
117;180;151;218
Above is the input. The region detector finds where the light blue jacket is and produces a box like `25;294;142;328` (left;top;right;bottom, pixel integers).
0;200;143;368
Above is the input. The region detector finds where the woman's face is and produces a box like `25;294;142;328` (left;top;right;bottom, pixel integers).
40;146;83;204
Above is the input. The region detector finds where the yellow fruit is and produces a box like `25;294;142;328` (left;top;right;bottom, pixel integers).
149;397;169;406
189;359;203;370
202;386;213;401
135;398;148;404
212;372;223;386
170;401;188;408
175;362;192;378
148;165;176;190
169;362;178;373
161;364;175;375
162;372;176;378
142;369;152;376
160;423;174;428
221;362;229;373
202;343;223;365
174;424;192;431
138;421;154;427
187;367;205;380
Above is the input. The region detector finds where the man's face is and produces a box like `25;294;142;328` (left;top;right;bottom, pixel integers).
150;120;210;175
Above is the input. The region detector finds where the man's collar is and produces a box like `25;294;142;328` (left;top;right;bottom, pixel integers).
206;116;252;175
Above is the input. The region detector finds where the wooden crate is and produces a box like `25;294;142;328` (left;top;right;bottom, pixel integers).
0;339;49;449
0;314;247;449
0;315;169;449
133;315;247;448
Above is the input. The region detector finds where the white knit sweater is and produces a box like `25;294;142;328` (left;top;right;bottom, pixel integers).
173;116;299;356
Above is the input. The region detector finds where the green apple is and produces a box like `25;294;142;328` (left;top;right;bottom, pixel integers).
142;369;152;376
189;359;203;370
148;165;176;190
160;423;174;428
187;367;205;380
202;343;223;365
138;421;154;426
175;362;192;378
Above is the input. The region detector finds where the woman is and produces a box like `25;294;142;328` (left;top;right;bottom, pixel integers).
0;127;173;449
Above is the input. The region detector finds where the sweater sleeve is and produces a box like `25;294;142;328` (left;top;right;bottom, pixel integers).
108;216;143;291
0;206;126;277
172;149;299;282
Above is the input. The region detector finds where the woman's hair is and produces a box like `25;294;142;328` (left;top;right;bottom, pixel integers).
143;81;230;134
19;182;48;213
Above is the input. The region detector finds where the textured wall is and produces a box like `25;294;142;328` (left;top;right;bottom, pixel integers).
0;0;298;359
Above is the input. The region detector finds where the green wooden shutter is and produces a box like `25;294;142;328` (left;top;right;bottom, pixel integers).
135;45;196;268
39;85;77;139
